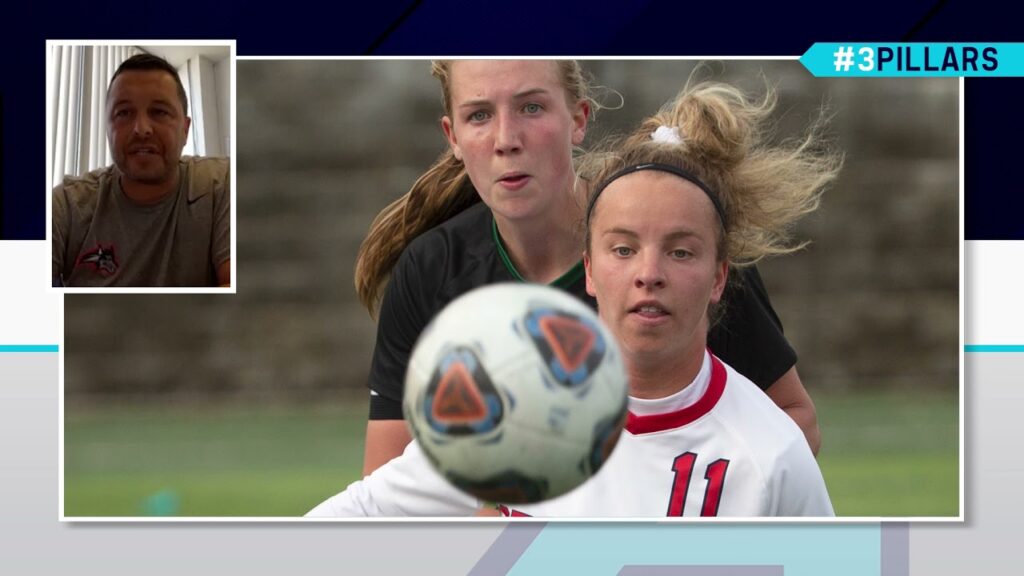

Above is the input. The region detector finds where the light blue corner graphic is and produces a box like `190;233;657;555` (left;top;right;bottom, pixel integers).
0;345;59;353
504;524;882;576
801;43;1023;77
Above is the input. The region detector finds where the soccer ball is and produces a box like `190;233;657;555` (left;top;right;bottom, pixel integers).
403;283;628;504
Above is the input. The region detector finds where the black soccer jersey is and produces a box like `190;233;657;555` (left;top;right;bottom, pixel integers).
368;202;796;419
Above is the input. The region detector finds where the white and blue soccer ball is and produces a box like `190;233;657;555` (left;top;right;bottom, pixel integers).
403;283;628;504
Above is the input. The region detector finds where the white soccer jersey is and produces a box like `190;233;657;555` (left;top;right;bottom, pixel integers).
306;352;833;518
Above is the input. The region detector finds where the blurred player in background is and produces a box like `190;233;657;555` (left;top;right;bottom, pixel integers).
355;60;820;477
308;79;839;517
52;54;230;288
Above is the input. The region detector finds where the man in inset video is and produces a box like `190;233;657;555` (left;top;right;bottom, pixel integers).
52;53;230;287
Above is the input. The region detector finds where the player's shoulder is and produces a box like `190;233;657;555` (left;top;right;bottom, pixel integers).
181;156;229;200
401;202;493;271
386;202;501;312
182;155;228;174
716;359;806;454
54;165;115;211
714;358;824;511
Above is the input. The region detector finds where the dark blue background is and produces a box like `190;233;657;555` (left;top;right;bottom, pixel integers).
2;0;1016;239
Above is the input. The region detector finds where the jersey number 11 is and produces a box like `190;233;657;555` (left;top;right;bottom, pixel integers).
666;452;730;517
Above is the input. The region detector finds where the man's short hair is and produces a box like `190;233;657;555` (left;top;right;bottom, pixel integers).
108;53;189;117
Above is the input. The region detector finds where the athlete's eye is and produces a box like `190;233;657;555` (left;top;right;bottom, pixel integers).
613;246;635;257
522;103;543;114
468;110;490;123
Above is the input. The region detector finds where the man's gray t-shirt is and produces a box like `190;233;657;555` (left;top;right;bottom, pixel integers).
52;156;230;287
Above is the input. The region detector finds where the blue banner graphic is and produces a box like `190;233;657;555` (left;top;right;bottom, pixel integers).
801;43;1023;77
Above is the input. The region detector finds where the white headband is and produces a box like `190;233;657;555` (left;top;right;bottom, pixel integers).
651;125;683;145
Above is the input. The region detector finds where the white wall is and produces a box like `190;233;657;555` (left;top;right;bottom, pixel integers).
215;58;231;157
176;61;195;156
190;56;222;157
176;55;227;158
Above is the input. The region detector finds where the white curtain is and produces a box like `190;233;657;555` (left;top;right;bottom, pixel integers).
178;55;225;158
177;60;196;157
49;45;142;188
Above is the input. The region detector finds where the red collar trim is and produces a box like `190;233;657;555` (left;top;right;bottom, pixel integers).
625;352;727;435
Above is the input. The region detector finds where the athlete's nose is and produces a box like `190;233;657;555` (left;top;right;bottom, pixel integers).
494;111;523;155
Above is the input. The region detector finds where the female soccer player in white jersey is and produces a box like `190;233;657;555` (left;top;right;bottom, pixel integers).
307;79;840;517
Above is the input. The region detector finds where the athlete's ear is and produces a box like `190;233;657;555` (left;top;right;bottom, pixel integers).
571;100;589;147
584;252;596;298
441;116;462;161
181;116;192;148
709;260;728;304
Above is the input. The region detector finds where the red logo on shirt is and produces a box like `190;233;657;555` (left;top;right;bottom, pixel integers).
76;243;119;276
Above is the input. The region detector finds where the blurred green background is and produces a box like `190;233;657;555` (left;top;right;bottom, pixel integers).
65;387;958;517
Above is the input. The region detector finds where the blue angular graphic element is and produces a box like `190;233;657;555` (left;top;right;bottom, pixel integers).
801;43;1024;77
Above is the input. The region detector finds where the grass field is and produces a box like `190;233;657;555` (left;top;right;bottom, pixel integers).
64;388;959;517
815;388;959;517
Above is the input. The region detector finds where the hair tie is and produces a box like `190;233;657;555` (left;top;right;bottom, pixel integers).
651;126;683;145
